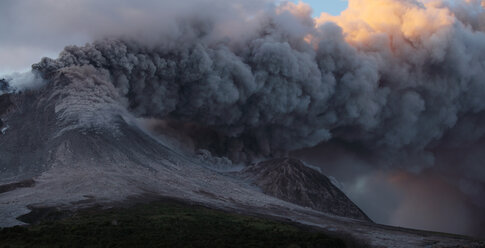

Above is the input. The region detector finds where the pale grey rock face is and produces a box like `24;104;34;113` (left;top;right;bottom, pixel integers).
243;158;372;222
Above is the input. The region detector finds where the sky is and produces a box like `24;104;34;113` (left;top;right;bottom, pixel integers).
1;0;485;238
0;0;348;75
301;0;348;15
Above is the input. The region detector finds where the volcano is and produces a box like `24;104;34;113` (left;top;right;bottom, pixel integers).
0;68;482;247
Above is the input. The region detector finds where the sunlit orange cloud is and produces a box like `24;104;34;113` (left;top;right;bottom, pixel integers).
276;1;313;18
466;0;485;7
314;0;455;48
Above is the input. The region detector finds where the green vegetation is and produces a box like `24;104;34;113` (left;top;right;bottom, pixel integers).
0;201;350;248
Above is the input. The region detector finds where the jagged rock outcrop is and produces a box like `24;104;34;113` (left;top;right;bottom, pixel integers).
243;158;372;222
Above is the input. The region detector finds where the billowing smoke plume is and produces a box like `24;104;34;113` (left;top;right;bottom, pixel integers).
0;71;45;94
30;0;485;164
4;0;485;236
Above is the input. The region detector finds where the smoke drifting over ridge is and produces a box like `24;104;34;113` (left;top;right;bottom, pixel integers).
30;0;485;163
3;0;485;236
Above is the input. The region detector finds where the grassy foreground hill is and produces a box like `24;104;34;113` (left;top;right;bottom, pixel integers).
0;200;366;248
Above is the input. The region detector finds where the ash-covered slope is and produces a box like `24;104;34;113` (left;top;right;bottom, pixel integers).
0;94;11;129
0;93;14;117
243;158;371;222
0;91;53;180
0;67;189;183
0;69;482;247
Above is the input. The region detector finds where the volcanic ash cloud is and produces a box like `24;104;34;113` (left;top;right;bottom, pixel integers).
2;0;485;237
27;0;485;164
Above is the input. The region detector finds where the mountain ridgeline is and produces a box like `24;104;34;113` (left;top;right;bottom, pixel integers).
0;67;482;247
0;71;369;222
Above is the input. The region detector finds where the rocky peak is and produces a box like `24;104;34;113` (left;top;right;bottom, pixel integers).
243;158;372;222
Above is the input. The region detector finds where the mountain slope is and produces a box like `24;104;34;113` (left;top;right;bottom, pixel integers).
243;158;372;222
0;68;483;247
0;200;355;248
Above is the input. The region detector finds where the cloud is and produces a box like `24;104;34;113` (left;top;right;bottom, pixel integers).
0;0;274;72
2;0;485;237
